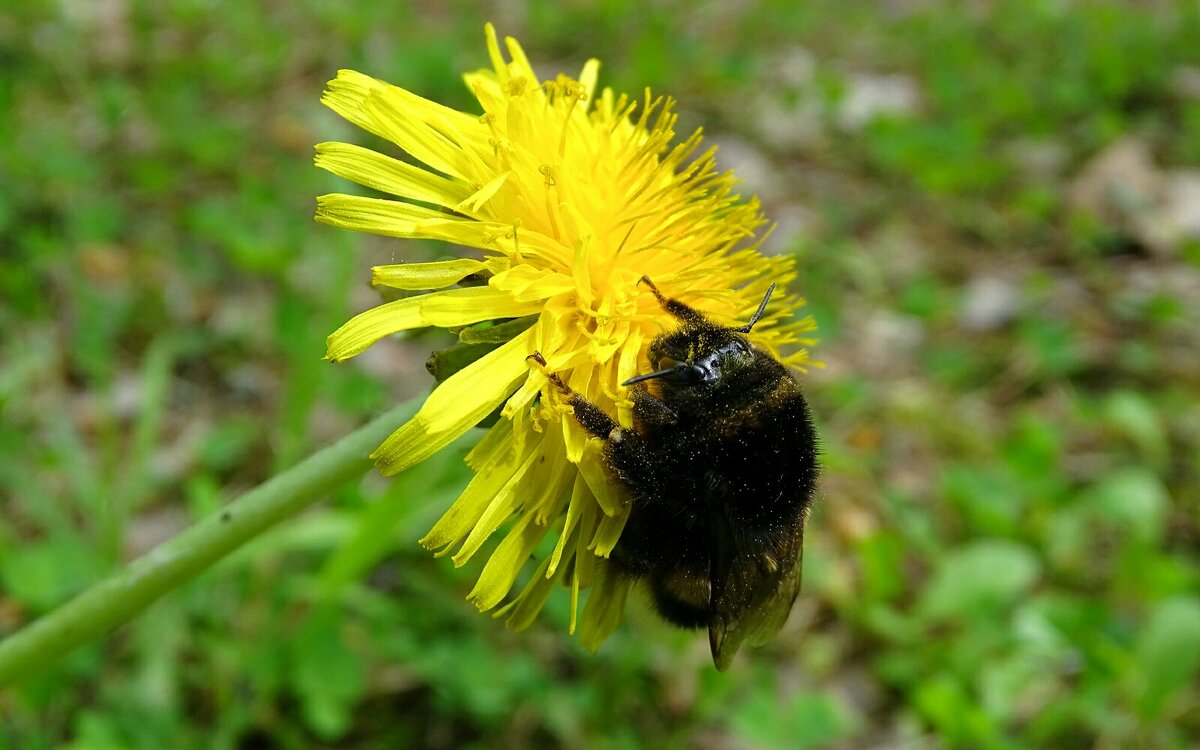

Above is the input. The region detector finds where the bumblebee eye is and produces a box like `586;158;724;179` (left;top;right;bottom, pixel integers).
658;357;703;384
673;363;705;384
623;356;705;387
718;338;752;362
647;343;663;367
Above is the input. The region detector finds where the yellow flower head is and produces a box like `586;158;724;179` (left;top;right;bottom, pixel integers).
316;24;816;649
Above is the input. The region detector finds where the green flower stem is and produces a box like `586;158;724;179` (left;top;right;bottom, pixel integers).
0;398;421;688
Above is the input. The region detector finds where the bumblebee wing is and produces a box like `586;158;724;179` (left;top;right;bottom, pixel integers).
708;521;805;671
742;535;804;647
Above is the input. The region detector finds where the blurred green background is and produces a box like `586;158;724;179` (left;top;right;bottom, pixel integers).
2;1;1199;747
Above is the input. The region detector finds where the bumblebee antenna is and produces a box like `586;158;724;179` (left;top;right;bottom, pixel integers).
622;360;706;387
622;366;680;386
638;275;707;326
732;283;776;333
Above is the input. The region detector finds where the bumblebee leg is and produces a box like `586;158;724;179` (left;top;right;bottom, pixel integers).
569;396;621;440
604;427;665;504
527;351;573;395
527;351;620;440
630;386;677;427
639;275;706;326
527;352;662;495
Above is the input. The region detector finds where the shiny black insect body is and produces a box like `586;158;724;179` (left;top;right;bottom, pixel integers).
534;278;818;669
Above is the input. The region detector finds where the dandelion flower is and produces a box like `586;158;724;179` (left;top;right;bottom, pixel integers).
316;24;816;650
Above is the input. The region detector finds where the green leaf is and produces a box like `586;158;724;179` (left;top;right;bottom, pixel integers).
940;466;1022;535
291;607;366;740
0;537;103;612
917;540;1041;621
730;689;857;750
855;532;905;602
1102;391;1168;468
1084;467;1169;545
65;711;126;750
912;673;1003;748
1131;596;1200;720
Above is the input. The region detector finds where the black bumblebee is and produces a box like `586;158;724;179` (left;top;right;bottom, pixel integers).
532;277;818;669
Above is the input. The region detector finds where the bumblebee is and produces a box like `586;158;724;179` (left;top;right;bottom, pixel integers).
532;277;818;669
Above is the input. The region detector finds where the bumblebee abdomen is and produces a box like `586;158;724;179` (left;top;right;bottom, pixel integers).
648;566;712;629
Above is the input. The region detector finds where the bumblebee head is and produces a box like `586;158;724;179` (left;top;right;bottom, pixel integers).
626;331;755;388
623;284;777;391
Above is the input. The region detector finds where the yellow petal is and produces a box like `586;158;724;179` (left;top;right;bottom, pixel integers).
578;562;632;651
503;87;539;153
578;59;600;110
464;417;513;472
456;171;510;214
561;408;589;465
568;520;599;635
533;307;583;364
467;512;544;611
590;505;630;558
463;67;500;106
616;326;644;429
489;264;577;302
421;423;521;554
500;368;546;459
325;286;540;362
320;71;473;157
501;33;539;84
320;69;396;141
548;473;590;576
527;435;573;524
483;23;507;83
587;317;628;364
358;89;481;182
496;555;558;631
314;142;472;208
571;236;595;308
315;193;470;237
576;439;626;517
569;557;583;634
371;327;534;476
371;258;487;290
316;193;567;263
499;368;547;421
451;429;545;565
321;70;486;180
